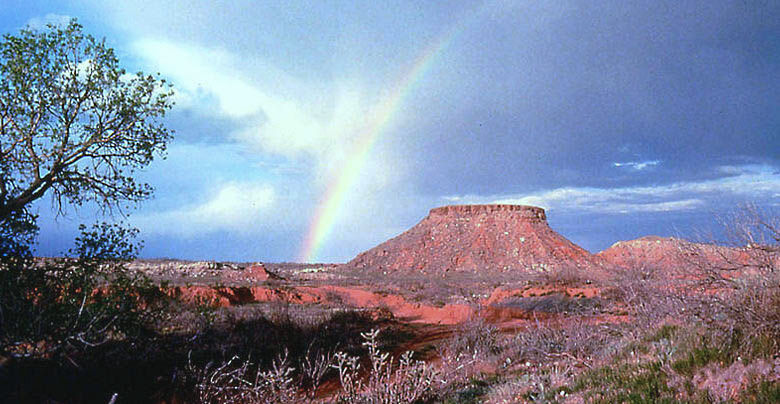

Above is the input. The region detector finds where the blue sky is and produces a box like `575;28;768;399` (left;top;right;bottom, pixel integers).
3;1;778;263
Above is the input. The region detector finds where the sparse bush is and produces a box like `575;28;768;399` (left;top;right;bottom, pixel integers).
450;315;501;358
495;293;604;315
191;327;442;403
190;351;300;404
677;204;780;354
508;318;613;368
333;328;439;403
537;265;588;287
678;273;780;358
0;222;153;357
605;267;683;333
693;358;780;403
300;343;336;398
483;364;574;404
428;315;508;402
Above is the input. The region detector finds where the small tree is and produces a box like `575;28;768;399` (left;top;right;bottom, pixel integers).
0;19;173;357
677;203;779;353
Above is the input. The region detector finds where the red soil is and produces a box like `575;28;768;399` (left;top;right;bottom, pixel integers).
165;284;474;325
163;282;623;327
245;263;271;281
152;226;764;332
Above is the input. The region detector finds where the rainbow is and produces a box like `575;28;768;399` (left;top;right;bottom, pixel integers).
297;16;476;263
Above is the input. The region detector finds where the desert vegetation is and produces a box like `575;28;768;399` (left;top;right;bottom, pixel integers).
1;19;778;404
177;222;779;403
3;204;776;403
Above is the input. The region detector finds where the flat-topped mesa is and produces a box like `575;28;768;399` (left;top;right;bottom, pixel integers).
429;204;546;222
345;204;608;275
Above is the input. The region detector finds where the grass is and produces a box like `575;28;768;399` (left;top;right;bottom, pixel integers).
744;381;780;404
563;320;779;404
575;361;677;403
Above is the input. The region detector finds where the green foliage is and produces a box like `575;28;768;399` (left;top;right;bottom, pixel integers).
0;18;173;220
0;19;172;359
672;345;726;377
0;208;37;261
0;222;152;356
645;324;679;343
568;319;779;404
575;362;675;404
668;326;773;378
743;381;780;404
441;378;491;404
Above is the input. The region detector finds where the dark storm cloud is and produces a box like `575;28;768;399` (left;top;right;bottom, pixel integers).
408;1;779;196
166;109;244;145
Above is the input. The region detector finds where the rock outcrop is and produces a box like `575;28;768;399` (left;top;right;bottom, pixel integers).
597;236;688;272
345;204;607;274
128;260;277;283
596;236;752;277
245;263;272;281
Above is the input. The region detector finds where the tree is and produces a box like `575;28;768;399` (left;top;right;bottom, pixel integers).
0;19;173;222
0;19;172;358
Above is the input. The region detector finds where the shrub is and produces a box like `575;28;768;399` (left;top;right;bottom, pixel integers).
0;223;153;357
508;318;613;367
674;205;780;358
495;293;604;315
537;265;588;287
189;327;441;403
190;351;300;404
333;328;439;403
693;358;780;403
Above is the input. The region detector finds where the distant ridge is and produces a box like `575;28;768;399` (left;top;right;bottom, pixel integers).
597;236;751;275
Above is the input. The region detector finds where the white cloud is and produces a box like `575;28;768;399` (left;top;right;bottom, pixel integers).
491;190;704;214
134;182;275;236
131;37;409;205
446;164;780;214
131;39;374;161
613;160;661;171
132;39;264;118
127;38;413;247
25;13;72;30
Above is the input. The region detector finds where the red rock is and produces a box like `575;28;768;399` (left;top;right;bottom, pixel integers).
245;263;271;281
596;235;752;277
345;204;608;275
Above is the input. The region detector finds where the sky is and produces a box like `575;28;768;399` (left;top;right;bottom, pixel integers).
2;1;778;263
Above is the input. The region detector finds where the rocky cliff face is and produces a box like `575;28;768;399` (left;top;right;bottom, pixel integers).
345;204;607;274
